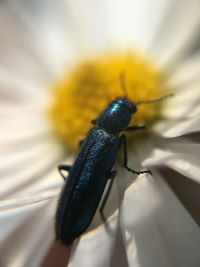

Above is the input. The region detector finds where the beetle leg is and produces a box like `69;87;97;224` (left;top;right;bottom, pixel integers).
91;118;97;125
120;134;152;175
99;170;117;221
79;139;84;147
58;164;72;181
124;124;146;131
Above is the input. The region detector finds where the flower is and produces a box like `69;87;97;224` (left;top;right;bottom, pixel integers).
0;0;200;267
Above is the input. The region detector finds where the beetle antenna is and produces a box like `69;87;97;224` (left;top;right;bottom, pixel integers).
136;93;173;105
119;72;128;97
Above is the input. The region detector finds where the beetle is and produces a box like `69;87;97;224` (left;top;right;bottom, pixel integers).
55;75;171;245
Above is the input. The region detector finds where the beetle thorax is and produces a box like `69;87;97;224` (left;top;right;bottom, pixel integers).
97;97;137;134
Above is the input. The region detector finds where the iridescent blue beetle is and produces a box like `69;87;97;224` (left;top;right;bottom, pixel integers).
55;74;171;245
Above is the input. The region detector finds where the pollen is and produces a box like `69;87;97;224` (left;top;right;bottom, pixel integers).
48;51;166;151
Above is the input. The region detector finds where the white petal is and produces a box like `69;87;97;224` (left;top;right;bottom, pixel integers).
0;100;51;144
159;140;200;183
0;67;46;97
63;0;110;54
0;197;56;267
0;0;74;80
167;53;200;88
166;156;200;184
107;0;170;51
0;115;50;143
161;66;200;119
0;8;46;84
0;192;57;242
153;115;200;137
0;138;55;173
150;0;200;67
120;170;200;267
0;138;64;198
0;191;58;210
140;143;174;167
69;215;119;267
144;138;200;183
0;71;49;113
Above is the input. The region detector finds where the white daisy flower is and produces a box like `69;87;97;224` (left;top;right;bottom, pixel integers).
0;0;200;267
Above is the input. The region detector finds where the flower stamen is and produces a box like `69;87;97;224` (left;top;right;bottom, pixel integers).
48;51;166;151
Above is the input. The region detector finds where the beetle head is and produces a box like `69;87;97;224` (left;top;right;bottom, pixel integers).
97;97;137;133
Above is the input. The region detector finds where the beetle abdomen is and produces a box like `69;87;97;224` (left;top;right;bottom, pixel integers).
56;128;119;245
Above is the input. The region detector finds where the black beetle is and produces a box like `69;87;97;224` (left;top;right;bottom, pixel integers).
55;75;171;245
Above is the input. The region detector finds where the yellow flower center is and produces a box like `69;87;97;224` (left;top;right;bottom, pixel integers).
48;51;166;151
